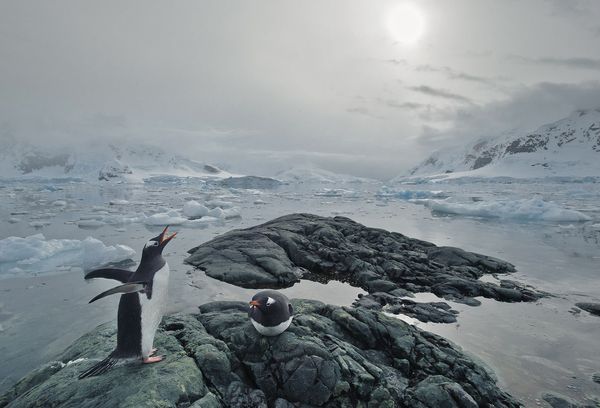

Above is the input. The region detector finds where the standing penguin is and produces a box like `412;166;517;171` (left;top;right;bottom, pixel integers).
78;225;177;379
248;290;294;336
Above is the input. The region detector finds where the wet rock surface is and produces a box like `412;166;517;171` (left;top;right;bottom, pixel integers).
1;300;522;407
186;213;543;322
354;292;459;323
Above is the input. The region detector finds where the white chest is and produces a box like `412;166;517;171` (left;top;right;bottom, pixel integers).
139;263;170;356
251;316;293;336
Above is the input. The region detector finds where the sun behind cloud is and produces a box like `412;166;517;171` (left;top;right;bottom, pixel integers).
386;2;426;46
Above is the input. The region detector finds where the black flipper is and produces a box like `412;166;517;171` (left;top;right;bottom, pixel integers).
78;351;119;379
289;303;293;315
89;282;147;303
85;268;134;283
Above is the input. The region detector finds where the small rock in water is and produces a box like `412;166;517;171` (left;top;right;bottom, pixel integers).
593;373;600;384
575;302;600;317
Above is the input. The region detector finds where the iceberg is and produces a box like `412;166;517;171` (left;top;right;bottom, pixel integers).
376;188;447;200
0;234;135;277
425;198;592;222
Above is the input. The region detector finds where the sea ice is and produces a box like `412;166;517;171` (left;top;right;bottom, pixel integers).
109;199;129;205
0;234;135;277
77;220;106;228
143;210;188;226
425;197;592;222
182;200;209;218
376;188;447;200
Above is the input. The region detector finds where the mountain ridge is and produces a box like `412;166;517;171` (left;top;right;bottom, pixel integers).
404;108;600;180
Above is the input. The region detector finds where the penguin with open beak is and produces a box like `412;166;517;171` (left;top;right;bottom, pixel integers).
78;225;177;378
248;290;294;336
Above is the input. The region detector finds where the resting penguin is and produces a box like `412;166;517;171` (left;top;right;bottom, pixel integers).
248;290;294;336
78;225;177;379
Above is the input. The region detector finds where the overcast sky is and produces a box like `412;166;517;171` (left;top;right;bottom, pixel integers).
1;0;600;179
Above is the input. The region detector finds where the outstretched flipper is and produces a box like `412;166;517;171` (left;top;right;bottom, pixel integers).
85;268;134;283
89;281;147;303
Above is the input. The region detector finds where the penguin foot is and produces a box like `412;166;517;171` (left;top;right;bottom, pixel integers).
143;356;164;364
149;348;158;356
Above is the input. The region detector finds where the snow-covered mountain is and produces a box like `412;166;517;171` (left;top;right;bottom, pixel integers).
0;141;234;181
404;109;600;180
276;165;374;184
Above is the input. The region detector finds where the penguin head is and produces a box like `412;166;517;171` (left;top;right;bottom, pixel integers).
143;225;177;255
249;294;277;313
248;290;292;317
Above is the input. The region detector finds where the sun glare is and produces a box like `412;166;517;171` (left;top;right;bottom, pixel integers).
386;3;426;46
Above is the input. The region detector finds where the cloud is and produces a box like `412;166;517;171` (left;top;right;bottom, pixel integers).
375;99;425;110
511;55;600;70
415;65;498;85
407;85;473;104
416;81;600;150
543;0;592;16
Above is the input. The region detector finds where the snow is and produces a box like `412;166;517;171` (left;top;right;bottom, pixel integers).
0;140;239;182
276;166;373;184
401;109;600;181
0;234;135;277
424;198;592;222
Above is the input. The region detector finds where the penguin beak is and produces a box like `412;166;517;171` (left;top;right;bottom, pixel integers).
249;300;261;308
159;225;177;246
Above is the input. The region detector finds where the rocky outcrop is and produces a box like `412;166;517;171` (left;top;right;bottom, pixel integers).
1;300;521;407
185;214;542;322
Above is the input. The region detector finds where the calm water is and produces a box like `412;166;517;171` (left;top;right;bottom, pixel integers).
1;178;599;406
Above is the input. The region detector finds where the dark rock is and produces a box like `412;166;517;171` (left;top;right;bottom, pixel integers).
185;214;543;320
354;293;459;323
0;301;521;407
0;320;206;408
593;372;600;384
575;302;600;317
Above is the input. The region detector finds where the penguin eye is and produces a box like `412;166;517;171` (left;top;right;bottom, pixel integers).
266;297;275;307
146;240;159;248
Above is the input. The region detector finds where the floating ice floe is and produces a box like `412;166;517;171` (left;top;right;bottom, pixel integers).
77;220;106;228
205;199;234;209
314;188;357;197
183;200;209;218
423;197;592;222
376;188;447;200
109;199;129;205
0;234;135;277
143;202;240;227
143;210;188;226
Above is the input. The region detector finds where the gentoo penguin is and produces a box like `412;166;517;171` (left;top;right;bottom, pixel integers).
78;225;177;379
248;290;294;336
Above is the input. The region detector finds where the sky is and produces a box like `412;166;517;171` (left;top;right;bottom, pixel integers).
1;0;600;179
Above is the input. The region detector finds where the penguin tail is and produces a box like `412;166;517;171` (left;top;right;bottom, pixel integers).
78;352;119;379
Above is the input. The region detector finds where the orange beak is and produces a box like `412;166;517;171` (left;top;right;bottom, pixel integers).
159;225;177;246
249;300;261;307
